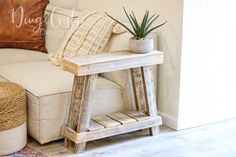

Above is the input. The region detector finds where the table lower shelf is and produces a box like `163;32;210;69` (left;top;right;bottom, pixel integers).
62;111;162;144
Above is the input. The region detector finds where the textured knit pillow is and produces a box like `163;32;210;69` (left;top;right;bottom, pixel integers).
0;0;49;53
50;10;126;65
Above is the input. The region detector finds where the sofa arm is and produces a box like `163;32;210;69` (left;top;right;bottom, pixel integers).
61;50;163;76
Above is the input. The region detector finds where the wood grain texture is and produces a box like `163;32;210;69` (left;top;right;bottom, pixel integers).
130;68;146;111
62;51;164;154
74;74;98;153
62;126;87;144
64;76;86;148
142;66;160;136
28;125;174;157
88;120;105;132
83;117;161;142
107;112;137;124
122;111;150;121
63;117;162;144
62;50;163;76
92;116;121;128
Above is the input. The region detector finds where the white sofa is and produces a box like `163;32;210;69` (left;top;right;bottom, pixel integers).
0;5;158;144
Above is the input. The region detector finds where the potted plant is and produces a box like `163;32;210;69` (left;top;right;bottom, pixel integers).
106;7;167;54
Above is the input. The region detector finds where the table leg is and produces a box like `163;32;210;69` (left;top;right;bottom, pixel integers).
74;74;98;153
65;75;87;148
130;68;146;111
142;66;160;136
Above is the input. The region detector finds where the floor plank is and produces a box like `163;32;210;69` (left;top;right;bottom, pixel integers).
28;118;236;157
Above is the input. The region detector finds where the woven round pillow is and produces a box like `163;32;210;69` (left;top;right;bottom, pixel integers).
0;82;27;155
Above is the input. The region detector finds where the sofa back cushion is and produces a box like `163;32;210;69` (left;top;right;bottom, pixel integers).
0;0;49;53
0;48;48;65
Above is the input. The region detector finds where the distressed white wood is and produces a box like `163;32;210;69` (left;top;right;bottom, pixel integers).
130;68;146;111
122;111;150;121
92;116;121;128
64;76;86;148
62;50;163;76
63;50;164;154
75;74;98;153
88;120;105;131
63;117;161;144
62;126;86;144
107;112;137;124
142;66;160;136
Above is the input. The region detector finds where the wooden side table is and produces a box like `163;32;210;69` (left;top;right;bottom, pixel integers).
61;50;164;153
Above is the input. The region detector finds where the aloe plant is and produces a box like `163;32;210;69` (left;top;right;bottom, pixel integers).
105;7;167;39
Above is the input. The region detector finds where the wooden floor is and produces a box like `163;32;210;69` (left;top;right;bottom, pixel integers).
28;118;236;157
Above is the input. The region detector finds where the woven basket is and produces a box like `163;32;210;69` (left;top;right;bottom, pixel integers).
0;82;27;155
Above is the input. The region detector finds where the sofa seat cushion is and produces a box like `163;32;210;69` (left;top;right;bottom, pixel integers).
0;61;121;96
0;61;125;144
0;61;73;96
0;49;48;65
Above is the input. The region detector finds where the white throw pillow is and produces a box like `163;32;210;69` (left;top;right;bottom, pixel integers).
50;11;126;65
45;5;80;56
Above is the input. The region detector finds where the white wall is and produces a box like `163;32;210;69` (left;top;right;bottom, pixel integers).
179;0;236;129
49;0;77;9
77;0;184;129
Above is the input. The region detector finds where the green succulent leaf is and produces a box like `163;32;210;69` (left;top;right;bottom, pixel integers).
105;12;136;36
122;7;138;34
144;21;167;37
129;14;140;34
144;15;160;34
131;11;142;36
140;11;149;37
105;7;167;38
147;13;157;23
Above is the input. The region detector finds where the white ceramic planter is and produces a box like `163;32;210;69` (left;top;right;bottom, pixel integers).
129;37;154;54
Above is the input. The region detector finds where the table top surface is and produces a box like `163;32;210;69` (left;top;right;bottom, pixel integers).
62;50;164;76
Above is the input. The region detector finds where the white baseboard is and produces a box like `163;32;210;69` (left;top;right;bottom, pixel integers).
158;112;178;130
